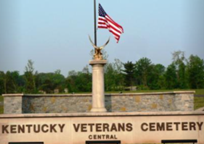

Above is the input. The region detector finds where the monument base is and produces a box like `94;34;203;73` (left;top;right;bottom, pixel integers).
90;107;107;112
1;112;204;144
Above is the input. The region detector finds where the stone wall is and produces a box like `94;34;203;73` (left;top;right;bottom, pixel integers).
22;95;92;113
3;91;194;114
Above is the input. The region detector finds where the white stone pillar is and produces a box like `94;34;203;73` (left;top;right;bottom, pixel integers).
89;60;107;112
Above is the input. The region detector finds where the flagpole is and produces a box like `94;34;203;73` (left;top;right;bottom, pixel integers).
94;0;97;46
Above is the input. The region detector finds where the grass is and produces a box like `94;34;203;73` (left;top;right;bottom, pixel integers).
194;89;204;95
194;97;204;110
193;89;204;110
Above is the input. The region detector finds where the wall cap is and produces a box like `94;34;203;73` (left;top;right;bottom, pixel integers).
0;111;203;118
108;91;195;96
2;91;195;97
89;60;107;65
2;93;24;97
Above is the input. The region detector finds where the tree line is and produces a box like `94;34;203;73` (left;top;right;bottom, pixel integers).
0;51;204;94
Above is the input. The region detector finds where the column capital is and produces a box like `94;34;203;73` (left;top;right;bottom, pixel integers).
89;60;107;65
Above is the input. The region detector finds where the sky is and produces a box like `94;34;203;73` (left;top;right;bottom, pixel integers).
0;0;204;76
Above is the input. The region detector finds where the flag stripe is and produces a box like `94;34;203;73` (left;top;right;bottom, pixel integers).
98;3;124;43
107;20;123;34
109;26;121;36
106;15;124;32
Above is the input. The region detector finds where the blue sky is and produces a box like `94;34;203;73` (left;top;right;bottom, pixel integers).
0;0;204;76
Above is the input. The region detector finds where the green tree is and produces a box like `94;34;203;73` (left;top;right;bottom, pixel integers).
172;51;188;88
1;71;21;93
36;73;53;93
164;63;178;89
10;71;21;93
135;58;153;89
113;59;125;90
81;65;92;91
105;63;116;91
186;55;204;89
36;71;66;93
0;71;5;94
104;59;125;91
24;60;36;93
122;61;136;87
66;70;78;92
155;64;166;89
52;70;66;92
65;68;92;93
76;72;91;92
148;64;166;90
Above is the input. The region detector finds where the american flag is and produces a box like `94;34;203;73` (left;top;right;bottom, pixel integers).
98;3;124;43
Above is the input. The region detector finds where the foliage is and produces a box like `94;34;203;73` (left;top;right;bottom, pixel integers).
0;51;204;94
172;51;188;89
105;59;124;91
0;71;24;94
164;63;178;89
66;66;92;93
135;57;153;88
36;71;65;93
148;64;165;90
24;60;36;93
0;72;3;94
186;55;204;89
122;61;135;86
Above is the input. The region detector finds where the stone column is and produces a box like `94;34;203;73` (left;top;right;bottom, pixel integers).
3;94;23;114
89;60;107;112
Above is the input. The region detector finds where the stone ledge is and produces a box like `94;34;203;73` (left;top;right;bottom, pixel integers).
24;94;92;97
173;91;195;94
196;106;204;111
0;111;203;118
107;91;195;96
2;93;24;97
2;91;195;97
3;94;92;97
